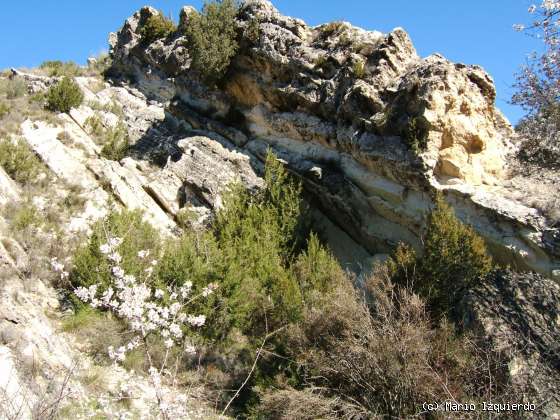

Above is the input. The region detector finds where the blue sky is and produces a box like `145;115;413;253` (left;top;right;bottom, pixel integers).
0;1;541;124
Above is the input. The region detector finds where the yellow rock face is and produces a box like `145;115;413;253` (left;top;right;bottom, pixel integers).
412;57;513;185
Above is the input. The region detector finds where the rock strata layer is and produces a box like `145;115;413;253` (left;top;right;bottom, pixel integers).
108;2;559;278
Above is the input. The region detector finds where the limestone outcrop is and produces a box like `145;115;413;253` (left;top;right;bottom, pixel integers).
0;167;19;206
1;1;559;417
1;73;238;418
107;2;559;278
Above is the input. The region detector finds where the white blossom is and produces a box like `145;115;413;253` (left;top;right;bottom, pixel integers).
109;237;123;248
202;283;218;297
169;302;181;315
123;274;136;284
179;284;192;299
513;0;560;164
186;314;206;327
101;287;114;305
127;337;141;351
108;252;122;264
169;323;183;338
148;367;161;387
50;257;65;272
65;235;215;418
112;266;125;279
99;243;111;254
137;249;150;259
75;284;98;303
108;345;126;362
543;0;560;12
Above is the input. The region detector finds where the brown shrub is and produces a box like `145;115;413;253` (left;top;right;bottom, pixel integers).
62;308;130;365
256;388;360;420
259;273;512;418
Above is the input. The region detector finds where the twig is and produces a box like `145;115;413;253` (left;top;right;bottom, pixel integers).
221;315;285;416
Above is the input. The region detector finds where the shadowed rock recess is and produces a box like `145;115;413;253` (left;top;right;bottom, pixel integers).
109;2;559;279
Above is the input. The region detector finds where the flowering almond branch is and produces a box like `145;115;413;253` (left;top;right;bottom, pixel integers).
59;235;217;418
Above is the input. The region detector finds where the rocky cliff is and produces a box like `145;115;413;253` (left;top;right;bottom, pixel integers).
1;1;560;417
108;1;559;279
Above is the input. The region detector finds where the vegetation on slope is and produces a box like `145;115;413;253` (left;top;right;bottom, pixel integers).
46;76;84;113
513;2;560;168
0;137;44;184
184;0;240;84
388;195;492;318
85;115;130;161
1;4;551;414
139;12;176;44
66;149;512;418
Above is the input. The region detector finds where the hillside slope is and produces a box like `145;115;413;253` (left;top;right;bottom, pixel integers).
0;1;559;418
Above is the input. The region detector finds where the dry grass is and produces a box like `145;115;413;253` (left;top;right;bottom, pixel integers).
0;95;59;138
0;364;76;420
320;21;347;37
84;114;130;160
87;100;124;117
0;101;9;119
255;270;514;419
1;175;88;285
257;389;357;420
86;79;106;94
0;78;27;99
26;54;110;79
62;308;131;364
0;137;45;185
56;130;73;145
77;366;108;395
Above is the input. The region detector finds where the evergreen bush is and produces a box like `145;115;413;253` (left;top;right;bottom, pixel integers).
387;194;492;317
416;194;492;315
100;122;129;161
46;77;84;113
403;116;429;153
139;12;176;44
184;0;239;84
0;137;43;184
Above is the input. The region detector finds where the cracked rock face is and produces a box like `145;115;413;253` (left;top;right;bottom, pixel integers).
108;2;559;278
1;2;559;417
0;67;259;417
460;270;560;417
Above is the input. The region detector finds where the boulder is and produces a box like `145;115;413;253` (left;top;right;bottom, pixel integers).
0;167;20;206
178;6;197;31
460;270;560;417
9;68;58;93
